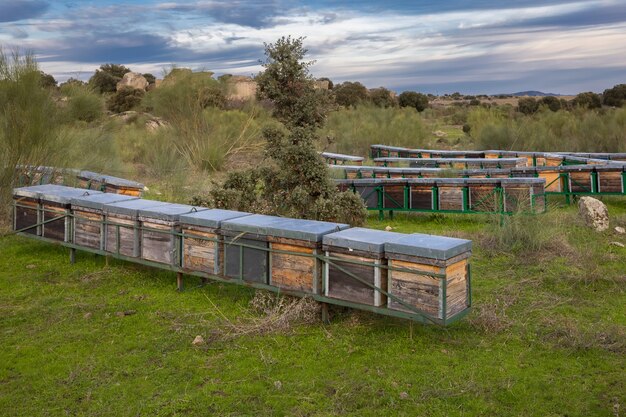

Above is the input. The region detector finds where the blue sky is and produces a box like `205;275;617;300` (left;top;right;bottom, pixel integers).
1;0;625;94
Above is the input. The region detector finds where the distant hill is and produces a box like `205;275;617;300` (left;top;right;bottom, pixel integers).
509;91;561;97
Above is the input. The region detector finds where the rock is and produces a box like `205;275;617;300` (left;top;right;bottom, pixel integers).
615;226;625;234
115;311;125;317
385;226;393;231
116;72;149;91
83;312;92;319
610;241;625;248
25;264;36;269
192;335;204;346
578;197;609;231
274;380;282;390
399;392;409;399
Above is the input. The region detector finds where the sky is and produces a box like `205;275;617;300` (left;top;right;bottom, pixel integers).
0;0;625;94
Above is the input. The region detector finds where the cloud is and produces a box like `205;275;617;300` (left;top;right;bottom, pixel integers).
156;1;282;28
0;0;49;23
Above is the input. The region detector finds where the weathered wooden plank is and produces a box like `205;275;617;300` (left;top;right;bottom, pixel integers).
438;187;463;211
141;221;177;265
105;215;137;257
73;209;102;249
182;227;219;274
325;252;386;306
271;242;317;292
42;203;68;242
13;198;39;235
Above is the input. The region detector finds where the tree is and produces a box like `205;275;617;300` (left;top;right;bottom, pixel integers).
538;96;561;112
88;63;131;94
369;87;396;108
39;71;57;88
602;84;626;107
334;81;368;108
398;91;429;112
256;36;331;129
143;73;156;85
517;97;538;115
198;36;367;226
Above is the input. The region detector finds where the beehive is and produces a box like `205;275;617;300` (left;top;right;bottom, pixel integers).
596;165;625;193
38;185;102;242
102;175;144;197
437;179;466;211
264;219;349;293
382;180;406;209
77;171;105;191
13;185;46;236
220;214;286;283
137;204;208;265
322;228;403;307
71;193;139;250
103;199;171;257
410;180;435;210
467;179;499;212
385;233;472;320
563;166;594;193
536;168;562;192
179;209;251;276
502;178;546;213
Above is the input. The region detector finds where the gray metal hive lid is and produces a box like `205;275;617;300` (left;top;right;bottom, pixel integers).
38;185;102;204
78;170;104;181
322;227;405;254
13;184;55;199
385;233;472;260
103;198;171;217
70;193;139;210
264;218;351;242
220;214;286;236
101;175;145;188
179;209;251;228
138;203;208;222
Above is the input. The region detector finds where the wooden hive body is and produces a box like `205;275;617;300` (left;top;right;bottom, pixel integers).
382;182;405;209
410;183;434;210
265;219;348;293
597;169;624;193
180;209;251;276
538;170;562;192
322;228;404;307
437;183;465;211
468;182;499;212
221;215;286;284
138;204;208;266
103;199;170;258
385;234;472;320
71;194;138;250
12;187;41;235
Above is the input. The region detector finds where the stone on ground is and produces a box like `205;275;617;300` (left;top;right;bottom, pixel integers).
578;197;609;231
192;335;204;346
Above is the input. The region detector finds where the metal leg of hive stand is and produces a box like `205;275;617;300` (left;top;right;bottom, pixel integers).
69;248;76;264
176;272;184;291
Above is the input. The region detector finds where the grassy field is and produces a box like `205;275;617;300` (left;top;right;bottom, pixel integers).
1;198;625;416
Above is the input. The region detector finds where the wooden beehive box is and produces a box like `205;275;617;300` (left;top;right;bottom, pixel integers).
220;214;286;283
70;193;139;250
536;167;562;192
103;199;171;257
563;166;593;193
382;180;406;209
322;228;404;307
596;166;625;193
385;233;472;320
350;179;382;209
264;218;349;293
437;179;466;211
38;185;102;242
409;180;435;210
502;178;545;213
102;175;144;197
467;179;499;212
12;185;46;236
77;170;105;191
137;204;208;266
179;209;251;276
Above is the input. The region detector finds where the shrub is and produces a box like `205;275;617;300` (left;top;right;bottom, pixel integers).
602;84;626;107
334;81;368;108
63;84;104;122
369;87;396;108
517;97;538;115
88;64;131;94
106;87;144;113
538;96;561;112
398;91;429;112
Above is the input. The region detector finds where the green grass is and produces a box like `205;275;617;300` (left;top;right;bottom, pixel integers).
1;200;625;416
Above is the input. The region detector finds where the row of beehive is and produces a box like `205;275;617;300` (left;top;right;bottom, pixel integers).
372;157;528;169
336;178;546;213
369;145;626;166
12;184;472;322
320;152;365;166
14;165;145;197
332;164;626;195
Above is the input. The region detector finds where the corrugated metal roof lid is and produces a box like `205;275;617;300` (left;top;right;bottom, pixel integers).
70;193;139;210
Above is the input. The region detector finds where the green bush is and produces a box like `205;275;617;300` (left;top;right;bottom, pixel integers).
602;84;626;107
334;81;368;108
369;87;396;108
63;84;104;122
106;87;144;113
398;91;429;112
